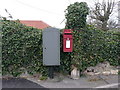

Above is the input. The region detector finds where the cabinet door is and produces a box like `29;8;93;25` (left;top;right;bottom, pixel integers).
43;28;60;66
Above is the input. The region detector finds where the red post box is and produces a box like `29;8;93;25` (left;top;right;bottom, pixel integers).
63;29;73;52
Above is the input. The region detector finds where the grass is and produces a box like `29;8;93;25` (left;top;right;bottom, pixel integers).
118;71;120;75
39;76;48;80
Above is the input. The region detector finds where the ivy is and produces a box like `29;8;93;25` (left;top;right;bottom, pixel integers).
65;2;89;30
60;25;119;74
1;7;119;77
61;2;119;75
2;20;48;77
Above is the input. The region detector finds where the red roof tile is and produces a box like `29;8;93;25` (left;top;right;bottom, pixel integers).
19;20;50;29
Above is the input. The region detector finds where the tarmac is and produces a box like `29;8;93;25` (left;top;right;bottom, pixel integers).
1;77;44;89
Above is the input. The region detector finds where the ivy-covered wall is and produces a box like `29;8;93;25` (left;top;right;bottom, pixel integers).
1;1;119;77
2;20;48;77
60;2;119;75
65;2;89;30
60;25;119;74
1;20;119;77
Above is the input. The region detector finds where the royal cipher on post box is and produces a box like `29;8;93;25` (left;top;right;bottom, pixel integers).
63;29;73;52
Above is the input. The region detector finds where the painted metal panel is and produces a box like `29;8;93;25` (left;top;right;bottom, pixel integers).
43;27;60;66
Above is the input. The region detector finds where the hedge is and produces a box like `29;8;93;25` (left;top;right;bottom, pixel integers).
2;20;119;77
60;25;119;74
2;20;47;77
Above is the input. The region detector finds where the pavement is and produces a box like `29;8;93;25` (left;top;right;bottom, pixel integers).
0;78;1;90
1;74;119;89
27;74;119;88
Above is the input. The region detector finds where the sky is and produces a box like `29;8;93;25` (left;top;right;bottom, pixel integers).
0;0;119;28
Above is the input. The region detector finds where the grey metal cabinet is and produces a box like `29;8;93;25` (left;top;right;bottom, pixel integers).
43;27;60;66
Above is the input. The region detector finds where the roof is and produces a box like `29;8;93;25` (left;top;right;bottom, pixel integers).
19;20;50;29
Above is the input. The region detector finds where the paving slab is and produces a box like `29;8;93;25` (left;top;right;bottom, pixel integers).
98;75;119;84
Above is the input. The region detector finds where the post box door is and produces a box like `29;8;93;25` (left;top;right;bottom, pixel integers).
43;27;60;66
63;29;73;52
63;37;73;52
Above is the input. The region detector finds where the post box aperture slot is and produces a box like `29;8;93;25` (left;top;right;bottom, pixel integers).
64;33;72;35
